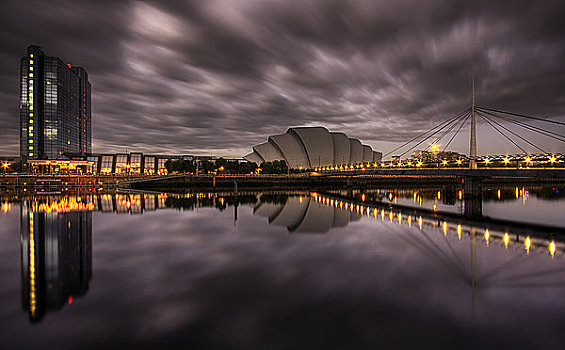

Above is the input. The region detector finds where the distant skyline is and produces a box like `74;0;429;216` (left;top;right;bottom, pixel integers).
1;0;565;158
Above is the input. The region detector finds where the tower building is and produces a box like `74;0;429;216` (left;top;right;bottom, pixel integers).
19;45;91;162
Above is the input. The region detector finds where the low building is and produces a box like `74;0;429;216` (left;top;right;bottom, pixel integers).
411;150;465;162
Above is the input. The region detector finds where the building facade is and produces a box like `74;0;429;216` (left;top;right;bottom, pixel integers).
20;45;91;162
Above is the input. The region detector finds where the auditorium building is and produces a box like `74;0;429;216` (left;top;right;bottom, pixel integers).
244;127;382;169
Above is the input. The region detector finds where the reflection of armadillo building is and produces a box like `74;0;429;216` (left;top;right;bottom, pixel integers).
254;195;361;233
20;199;92;322
244;127;382;169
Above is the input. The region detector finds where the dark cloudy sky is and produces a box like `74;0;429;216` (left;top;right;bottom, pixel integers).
1;0;565;158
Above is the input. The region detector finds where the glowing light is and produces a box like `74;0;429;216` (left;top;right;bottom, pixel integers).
525;236;531;254
437;191;441;200
549;156;557;163
484;158;491;165
503;232;509;249
503;158;510;165
549;241;556;257
430;143;439;153
457;224;462;239
458;191;462;200
361;194;366;201
418;216;423;230
29;215;37;317
408;216;412;227
67;63;71;68
442;221;447;236
68;296;73;305
441;160;448;166
456;159;462;165
484;229;490;245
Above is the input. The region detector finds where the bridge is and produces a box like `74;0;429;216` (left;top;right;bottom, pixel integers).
315;83;565;177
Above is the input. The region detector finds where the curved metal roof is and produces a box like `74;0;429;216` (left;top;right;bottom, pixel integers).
269;133;311;169
331;132;351;165
362;145;373;162
373;151;383;162
289;127;334;168
349;138;363;164
246;127;383;168
253;142;284;163
244;152;264;164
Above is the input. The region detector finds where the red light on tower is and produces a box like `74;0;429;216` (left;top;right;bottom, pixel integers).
67;63;71;68
68;296;73;304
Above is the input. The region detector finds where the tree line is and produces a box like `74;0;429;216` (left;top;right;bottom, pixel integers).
164;158;304;174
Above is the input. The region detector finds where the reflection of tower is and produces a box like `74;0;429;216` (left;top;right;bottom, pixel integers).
20;198;92;322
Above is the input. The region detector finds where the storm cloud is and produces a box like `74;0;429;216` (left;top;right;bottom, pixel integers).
1;0;564;157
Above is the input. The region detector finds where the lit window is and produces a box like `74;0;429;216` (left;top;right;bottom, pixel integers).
29;113;33;117
29;73;33;77
29;153;33;157
29;126;33;131
29;106;33;110
30;54;33;58
29;120;33;124
68;141;71;144
30;67;33;71
29;139;33;143
29;146;33;150
29;86;33;91
30;60;33;64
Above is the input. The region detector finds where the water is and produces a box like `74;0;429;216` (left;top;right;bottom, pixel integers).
1;185;565;349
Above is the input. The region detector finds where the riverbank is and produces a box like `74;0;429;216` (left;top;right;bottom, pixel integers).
127;174;565;192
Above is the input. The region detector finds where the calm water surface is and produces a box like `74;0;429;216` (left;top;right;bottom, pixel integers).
1;185;565;349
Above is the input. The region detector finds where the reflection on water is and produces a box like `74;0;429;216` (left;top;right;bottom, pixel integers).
1;185;565;348
20;196;92;322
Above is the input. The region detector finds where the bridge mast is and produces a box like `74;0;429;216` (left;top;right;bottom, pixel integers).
469;77;478;169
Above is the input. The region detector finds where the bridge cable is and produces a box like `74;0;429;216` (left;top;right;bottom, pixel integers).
429;110;471;151
396;111;470;158
382;109;467;158
478;109;565;143
475;112;529;153
442;112;472;153
476;111;546;153
382;108;470;158
417;112;470;158
477;106;565;127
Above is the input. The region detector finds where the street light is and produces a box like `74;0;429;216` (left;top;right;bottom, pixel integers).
2;162;8;175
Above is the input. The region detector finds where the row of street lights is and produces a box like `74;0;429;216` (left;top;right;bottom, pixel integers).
315;155;563;172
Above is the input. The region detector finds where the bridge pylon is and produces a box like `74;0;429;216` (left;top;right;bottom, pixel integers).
469;78;478;169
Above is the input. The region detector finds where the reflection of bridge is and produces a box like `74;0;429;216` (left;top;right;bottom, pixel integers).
314;191;565;253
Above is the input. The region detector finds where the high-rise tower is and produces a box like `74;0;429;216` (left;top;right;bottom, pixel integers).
19;45;91;162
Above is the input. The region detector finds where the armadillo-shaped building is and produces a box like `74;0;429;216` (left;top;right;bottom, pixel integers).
244;126;382;169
